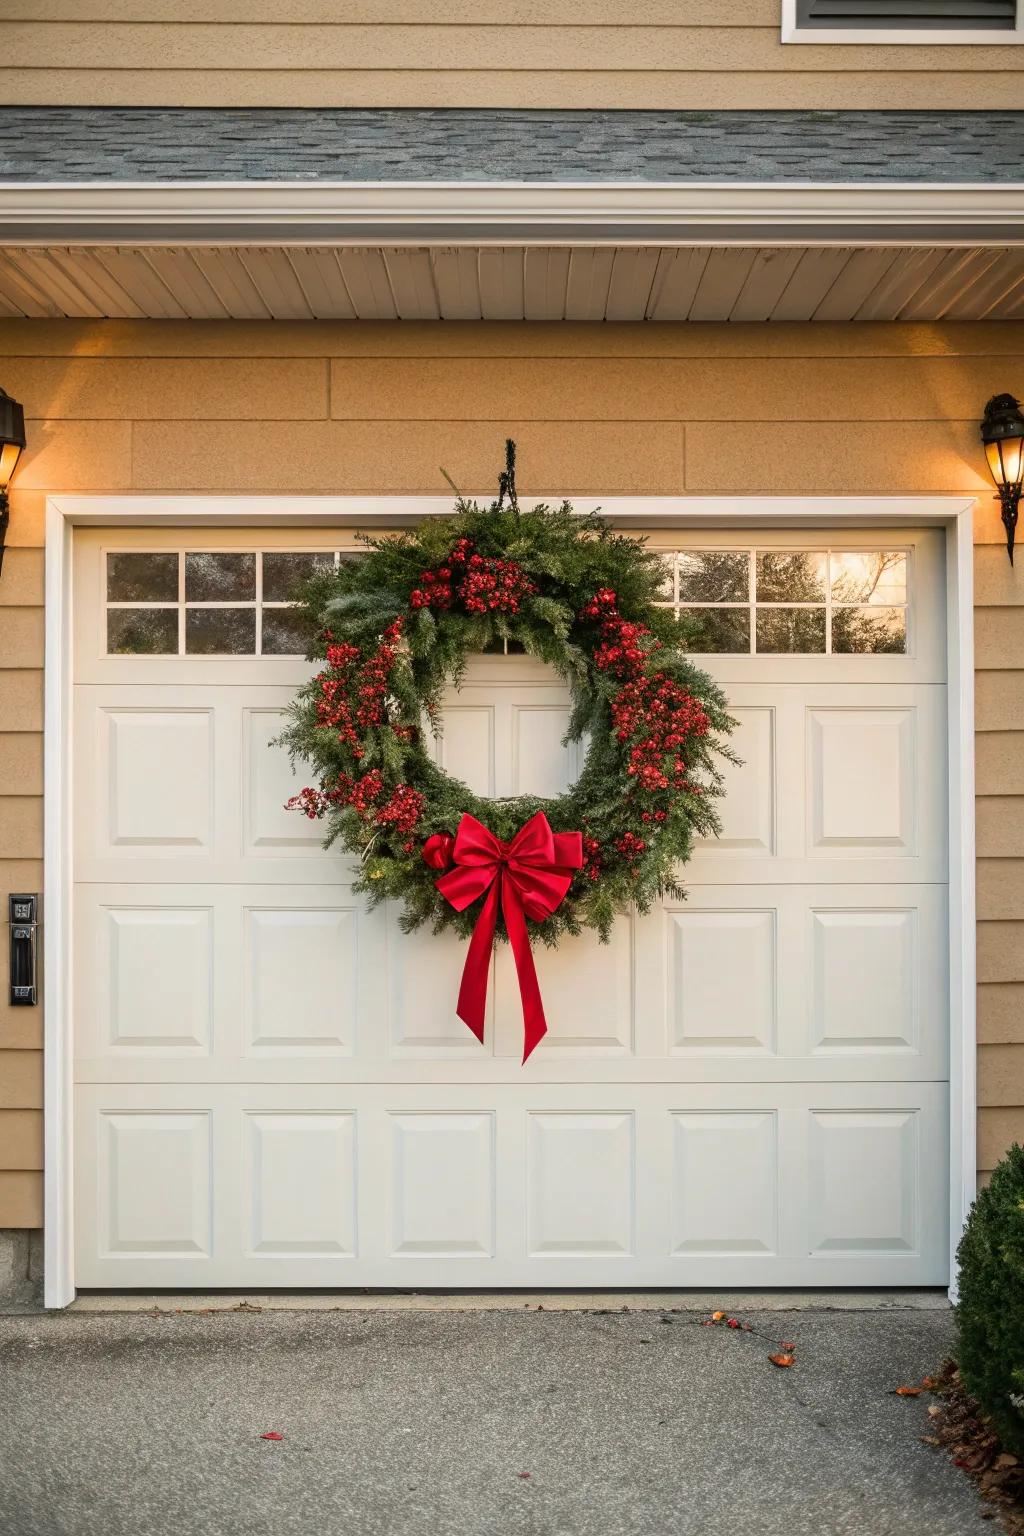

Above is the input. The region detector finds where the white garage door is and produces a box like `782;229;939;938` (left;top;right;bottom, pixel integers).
71;525;950;1289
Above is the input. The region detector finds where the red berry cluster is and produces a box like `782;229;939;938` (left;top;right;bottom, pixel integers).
354;619;403;729
373;784;426;852
580;833;603;884
580;587;710;799
410;567;455;610
336;767;384;817
410;540;535;617
614;830;647;879
286;785;330;821
581;589;657;679
611;674;709;793
330;768;425;851
460;553;535;615
314;619;405;751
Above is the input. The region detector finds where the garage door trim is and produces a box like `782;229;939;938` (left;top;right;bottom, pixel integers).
42;492;978;1308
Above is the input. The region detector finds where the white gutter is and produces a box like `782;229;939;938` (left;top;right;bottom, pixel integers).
2;180;1024;247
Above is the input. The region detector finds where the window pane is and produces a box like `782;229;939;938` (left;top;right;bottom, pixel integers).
185;552;256;602
831;552;907;606
677;551;749;604
756;606;826;654
682;607;750;654
261;608;309;656
185;607;256;655
831;606;907;655
107;552;178;603
756;551;826;604
655;556;676;603
107;607;178;655
263;551;335;603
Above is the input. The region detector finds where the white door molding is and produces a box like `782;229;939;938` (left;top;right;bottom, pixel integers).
44;493;977;1307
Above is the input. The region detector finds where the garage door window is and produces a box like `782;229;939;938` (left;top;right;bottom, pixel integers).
657;548;909;656
105;550;341;656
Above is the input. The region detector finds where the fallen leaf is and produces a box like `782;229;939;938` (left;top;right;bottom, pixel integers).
995;1453;1019;1470
260;1432;284;1442
517;1472;531;1480
726;1318;740;1330
928;1405;943;1417
920;1435;941;1446
921;1376;938;1390
894;1386;923;1397
711;1311;726;1322
780;1341;796;1351
769;1353;796;1368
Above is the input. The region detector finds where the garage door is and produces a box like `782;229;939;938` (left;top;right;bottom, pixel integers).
71;524;950;1288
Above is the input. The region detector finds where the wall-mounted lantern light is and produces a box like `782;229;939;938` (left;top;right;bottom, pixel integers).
0;387;26;581
981;393;1024;566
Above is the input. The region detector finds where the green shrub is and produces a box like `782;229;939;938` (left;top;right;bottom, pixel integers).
955;1142;1024;1455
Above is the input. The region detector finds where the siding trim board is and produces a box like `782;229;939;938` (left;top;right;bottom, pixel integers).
42;491;978;1309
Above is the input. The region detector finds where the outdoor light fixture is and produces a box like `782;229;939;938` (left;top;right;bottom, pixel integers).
981;392;1024;566
0;387;26;581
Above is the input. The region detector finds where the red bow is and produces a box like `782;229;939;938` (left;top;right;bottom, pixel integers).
431;812;583;1062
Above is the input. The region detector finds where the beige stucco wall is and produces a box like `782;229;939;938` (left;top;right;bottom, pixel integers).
0;315;1021;1227
1;1;1021;110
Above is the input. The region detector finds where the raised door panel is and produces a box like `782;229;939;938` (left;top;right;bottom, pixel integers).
389;1113;494;1258
244;1112;356;1258
103;708;213;853
494;918;634;1057
808;707;915;853
244;906;358;1056
527;1112;635;1258
694;705;775;857
97;1110;211;1259
670;1111;778;1256
243;708;324;857
105;907;213;1055
666;908;777;1055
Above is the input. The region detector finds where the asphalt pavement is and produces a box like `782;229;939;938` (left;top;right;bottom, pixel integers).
0;1302;988;1536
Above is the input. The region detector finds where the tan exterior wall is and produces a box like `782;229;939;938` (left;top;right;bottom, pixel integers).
0;314;1021;1227
0;2;1021;110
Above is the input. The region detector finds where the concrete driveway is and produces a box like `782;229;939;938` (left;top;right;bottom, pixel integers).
0;1300;987;1536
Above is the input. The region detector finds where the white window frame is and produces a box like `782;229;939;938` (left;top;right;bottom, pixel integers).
43;492;977;1309
781;0;1023;43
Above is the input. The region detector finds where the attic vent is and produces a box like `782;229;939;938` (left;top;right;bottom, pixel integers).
797;0;1016;26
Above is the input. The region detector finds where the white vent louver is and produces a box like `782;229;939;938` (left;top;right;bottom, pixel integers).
798;0;1015;26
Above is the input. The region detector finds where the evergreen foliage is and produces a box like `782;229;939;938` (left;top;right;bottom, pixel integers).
277;442;737;944
955;1143;1024;1456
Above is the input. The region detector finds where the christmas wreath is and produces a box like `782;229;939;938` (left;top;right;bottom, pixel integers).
280;443;735;1058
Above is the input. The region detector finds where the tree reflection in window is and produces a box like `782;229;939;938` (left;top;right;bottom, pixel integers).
659;547;909;655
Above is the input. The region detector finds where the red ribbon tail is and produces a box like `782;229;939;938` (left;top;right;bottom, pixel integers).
502;879;548;1063
454;877;499;1045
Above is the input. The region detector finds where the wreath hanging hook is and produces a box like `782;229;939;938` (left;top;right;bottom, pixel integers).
496;437;518;514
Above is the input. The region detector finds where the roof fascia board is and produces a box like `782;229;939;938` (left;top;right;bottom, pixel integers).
2;180;1024;247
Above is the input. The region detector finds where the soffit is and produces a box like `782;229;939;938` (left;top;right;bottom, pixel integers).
1;241;1021;322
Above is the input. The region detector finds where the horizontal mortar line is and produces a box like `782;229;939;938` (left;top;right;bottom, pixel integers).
5;351;1022;362
38;415;991;425
7;22;801;31
9;65;1023;74
16;416;997;426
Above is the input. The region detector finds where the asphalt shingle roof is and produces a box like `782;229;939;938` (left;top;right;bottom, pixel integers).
0;107;1019;183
